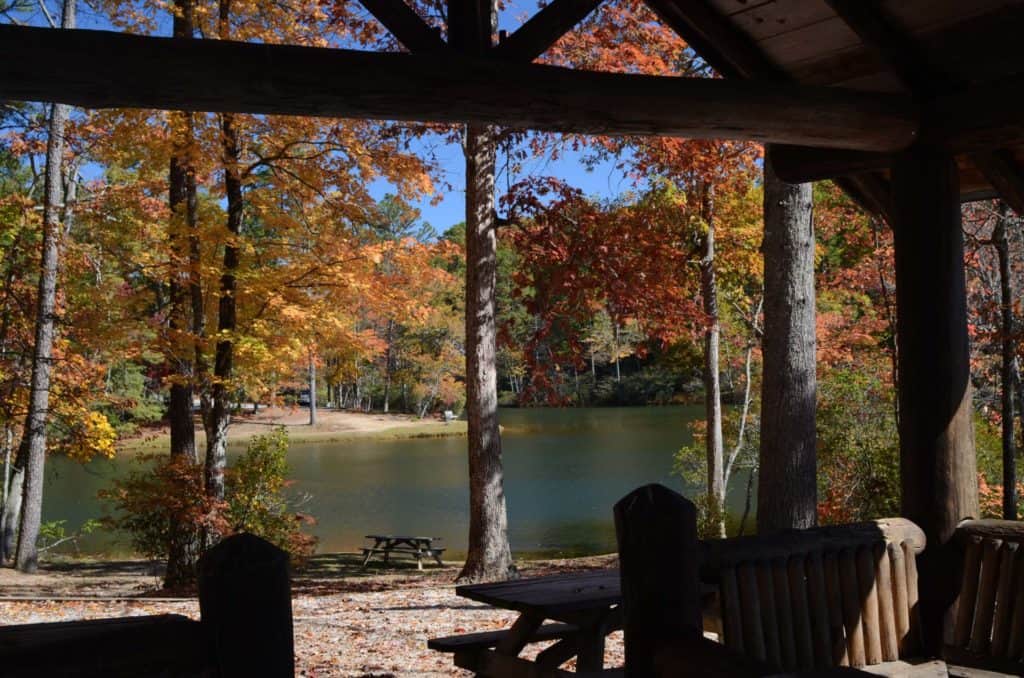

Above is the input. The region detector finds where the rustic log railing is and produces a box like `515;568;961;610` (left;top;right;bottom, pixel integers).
699;519;926;673
945;519;1024;675
0;533;293;678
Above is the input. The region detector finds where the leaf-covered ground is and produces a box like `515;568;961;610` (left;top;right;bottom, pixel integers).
0;554;623;676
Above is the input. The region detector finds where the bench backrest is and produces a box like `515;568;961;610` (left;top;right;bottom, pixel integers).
948;519;1024;669
699;518;926;672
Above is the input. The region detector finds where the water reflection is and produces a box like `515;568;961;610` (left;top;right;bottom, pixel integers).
42;405;752;557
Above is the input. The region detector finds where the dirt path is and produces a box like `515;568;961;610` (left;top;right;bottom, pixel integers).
0;554;621;677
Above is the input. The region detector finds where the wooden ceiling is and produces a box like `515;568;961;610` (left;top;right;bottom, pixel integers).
657;0;1024;215
3;0;1024;217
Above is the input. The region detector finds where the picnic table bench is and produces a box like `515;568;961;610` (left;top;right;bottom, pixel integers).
361;534;445;570
431;569;624;675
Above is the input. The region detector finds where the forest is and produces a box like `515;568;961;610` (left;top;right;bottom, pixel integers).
1;0;1022;588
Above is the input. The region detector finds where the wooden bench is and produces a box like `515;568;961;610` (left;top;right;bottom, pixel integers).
428;622;580;653
696;518;1024;677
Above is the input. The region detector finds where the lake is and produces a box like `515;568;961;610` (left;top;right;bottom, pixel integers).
41;405;751;558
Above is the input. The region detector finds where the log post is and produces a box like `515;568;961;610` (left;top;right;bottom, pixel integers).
614;484;701;677
198;533;294;677
891;144;979;654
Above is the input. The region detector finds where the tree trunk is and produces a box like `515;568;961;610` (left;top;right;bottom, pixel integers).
699;185;725;538
204;87;242;506
383;319;395;414
993;206;1017;520
165;0;199;589
14;0;75;572
457;123;514;583
757;151;817;535
613;321;621;382
308;355;317;426
892;145;978;655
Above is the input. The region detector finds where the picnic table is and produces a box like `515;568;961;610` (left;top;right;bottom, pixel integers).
429;570;624;676
360;535;445;570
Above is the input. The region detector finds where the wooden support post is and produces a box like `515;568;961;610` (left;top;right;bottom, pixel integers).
614;484;700;677
758;150;817;535
198;533;294;677
891;145;979;655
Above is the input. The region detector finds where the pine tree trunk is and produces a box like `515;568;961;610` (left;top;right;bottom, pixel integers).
165;0;200;589
757;152;817;535
15;0;75;572
699;186;725;538
994;208;1017;519
308;356;317;426
457;123;514;583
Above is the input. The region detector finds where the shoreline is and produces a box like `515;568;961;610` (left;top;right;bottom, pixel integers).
118;407;468;452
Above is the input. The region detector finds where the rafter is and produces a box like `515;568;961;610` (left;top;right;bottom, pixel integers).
492;0;602;62
827;0;1024;214
356;0;447;53
645;0;893;221
0;26;919;151
642;0;779;80
970;151;1024;216
824;0;936;96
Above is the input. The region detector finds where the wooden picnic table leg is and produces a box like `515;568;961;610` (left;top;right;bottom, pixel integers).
361;538;385;568
573;607;619;673
494;613;544;656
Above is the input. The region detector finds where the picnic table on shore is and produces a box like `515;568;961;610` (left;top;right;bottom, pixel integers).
429;569;624;676
360;535;445;570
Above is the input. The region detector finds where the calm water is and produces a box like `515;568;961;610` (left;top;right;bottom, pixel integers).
42;405;748;557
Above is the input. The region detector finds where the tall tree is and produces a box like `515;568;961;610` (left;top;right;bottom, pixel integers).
698;184;725;537
13;0;76;573
992;205;1017;519
164;0;200;588
458;124;514;582
203;0;243;505
449;0;514;582
757;152;817;534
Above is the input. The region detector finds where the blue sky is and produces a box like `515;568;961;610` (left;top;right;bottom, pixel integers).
13;0;635;231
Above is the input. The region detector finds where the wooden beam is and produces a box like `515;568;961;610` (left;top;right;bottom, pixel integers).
970;150;1024;216
771;145;894;184
0;26;920;151
929;75;1024;154
447;0;491;54
824;0;937;96
836;173;893;225
491;0;602;62
642;0;781;80
892;144;978;655
356;0;447;53
646;0;893;220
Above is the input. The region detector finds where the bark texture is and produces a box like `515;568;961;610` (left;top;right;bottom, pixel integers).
457;124;514;583
14;0;76;573
699;186;725;537
204;104;242;504
165;0;200;589
892;145;978;653
757;153;817;535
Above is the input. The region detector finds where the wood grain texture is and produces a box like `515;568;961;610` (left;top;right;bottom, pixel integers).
874;543;899;662
855;546;883;666
0;25;919;151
